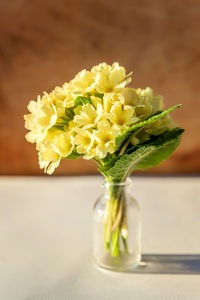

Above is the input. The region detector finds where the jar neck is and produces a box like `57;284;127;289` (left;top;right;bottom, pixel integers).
103;178;131;197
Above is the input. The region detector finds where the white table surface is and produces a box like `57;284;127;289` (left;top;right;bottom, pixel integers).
0;176;200;300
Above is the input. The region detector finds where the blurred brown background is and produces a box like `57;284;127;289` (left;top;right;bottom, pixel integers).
0;0;199;175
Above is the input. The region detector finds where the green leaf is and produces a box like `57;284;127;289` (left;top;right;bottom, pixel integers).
115;104;181;151
101;153;118;169
134;128;184;170
99;128;184;182
74;96;92;106
63;151;82;159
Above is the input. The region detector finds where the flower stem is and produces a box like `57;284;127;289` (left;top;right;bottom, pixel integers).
122;236;128;253
111;227;120;257
103;181;129;257
103;197;113;249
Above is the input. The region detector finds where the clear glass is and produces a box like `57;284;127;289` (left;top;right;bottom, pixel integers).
93;178;141;271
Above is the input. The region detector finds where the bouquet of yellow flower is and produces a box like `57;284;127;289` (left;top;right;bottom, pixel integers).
24;62;183;259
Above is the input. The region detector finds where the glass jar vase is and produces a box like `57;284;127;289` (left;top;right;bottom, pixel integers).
93;178;141;271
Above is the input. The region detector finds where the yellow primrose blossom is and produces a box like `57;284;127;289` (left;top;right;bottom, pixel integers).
52;131;74;157
130;115;176;146
74;128;94;155
93;120;120;158
102;93;124;114
136;87;164;116
90;96;102;108
53;100;66;118
91;94;113;115
54;84;75;108
92;62;132;94
121;87;164;118
73;103;103;129
145;115;175;136
37;131;62;175
41;83;75;108
108;101;139;127
38;146;61;175
70;69;95;94
91;94;123;119
36;127;74;173
24;98;57;143
121;88;139;106
83;140;99;160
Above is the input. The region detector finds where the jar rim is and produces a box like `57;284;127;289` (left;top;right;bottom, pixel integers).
102;177;132;187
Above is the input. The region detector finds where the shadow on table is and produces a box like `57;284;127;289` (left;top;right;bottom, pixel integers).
128;254;200;275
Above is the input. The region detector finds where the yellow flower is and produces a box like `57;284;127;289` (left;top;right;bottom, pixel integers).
38;146;61;175
24;98;57;143
74;128;94;155
102;93;124;114
90;94;116;121
54;100;66;118
92;62;132;94
41;83;75;109
131;114;176;146
93;120;120;158
69;62;132;95
36;127;74;174
121;87;164;119
70;69;95;94
83;140;99;160
90;95;102;108
121;88;139;106
52;131;74;157
54;84;75;108
145;115;175;136
136;87;164;117
73;103;102;129
135;103;152;117
102;94;112;113
108;101;139;127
